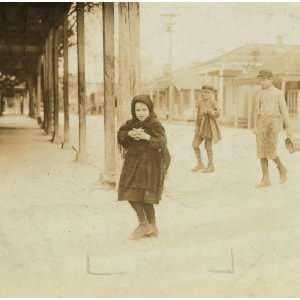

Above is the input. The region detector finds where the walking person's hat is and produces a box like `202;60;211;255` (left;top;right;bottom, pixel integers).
257;69;273;79
201;85;215;91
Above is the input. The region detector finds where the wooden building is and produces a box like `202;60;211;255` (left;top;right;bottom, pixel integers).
147;42;300;129
233;47;300;129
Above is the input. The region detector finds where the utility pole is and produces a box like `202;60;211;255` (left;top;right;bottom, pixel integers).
161;13;179;121
160;13;179;75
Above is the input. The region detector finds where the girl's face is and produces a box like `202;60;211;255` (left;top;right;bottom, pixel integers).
135;102;150;121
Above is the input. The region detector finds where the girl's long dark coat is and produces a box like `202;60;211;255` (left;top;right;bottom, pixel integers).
117;119;170;204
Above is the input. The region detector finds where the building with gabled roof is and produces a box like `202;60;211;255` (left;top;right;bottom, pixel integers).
145;40;300;129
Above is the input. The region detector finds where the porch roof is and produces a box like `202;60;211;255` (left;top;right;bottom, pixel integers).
0;3;70;83
234;47;300;85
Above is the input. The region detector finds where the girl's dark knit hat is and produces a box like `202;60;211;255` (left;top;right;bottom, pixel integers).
131;94;156;120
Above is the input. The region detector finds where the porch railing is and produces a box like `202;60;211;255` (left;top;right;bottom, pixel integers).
287;89;300;119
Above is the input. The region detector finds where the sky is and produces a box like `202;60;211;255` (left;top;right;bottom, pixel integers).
67;3;300;84
139;3;300;80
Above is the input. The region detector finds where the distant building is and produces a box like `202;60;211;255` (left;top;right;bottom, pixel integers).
60;74;104;115
144;41;300;130
233;46;300;130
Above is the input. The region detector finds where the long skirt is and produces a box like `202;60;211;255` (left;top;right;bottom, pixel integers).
256;115;282;159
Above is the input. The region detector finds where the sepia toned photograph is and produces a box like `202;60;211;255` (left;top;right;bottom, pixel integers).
1;0;300;297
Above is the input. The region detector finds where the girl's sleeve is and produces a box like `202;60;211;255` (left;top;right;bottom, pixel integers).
148;124;167;149
117;124;131;148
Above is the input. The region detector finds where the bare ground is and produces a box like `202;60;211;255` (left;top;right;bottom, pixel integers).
0;114;300;297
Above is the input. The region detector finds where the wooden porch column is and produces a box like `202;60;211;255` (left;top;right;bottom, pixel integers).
150;89;153;100
52;25;60;144
150;89;155;109
168;84;175;120
28;78;32;117
247;92;252;129
118;3;141;127
219;68;224;120
28;76;35;118
48;29;54;135
36;59;42;120
115;3;141;185
62;12;70;147
151;89;156;108
190;88;196;120
179;89;184;120
43;41;49;132
156;89;160;118
0;90;3;116
33;86;37;118
233;84;238;128
281;80;286;100
297;89;300;119
102;2;116;184
76;3;87;161
20;94;24;115
156;89;160;104
40;55;45;128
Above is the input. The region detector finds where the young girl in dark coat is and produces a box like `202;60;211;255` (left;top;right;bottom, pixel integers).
117;95;171;240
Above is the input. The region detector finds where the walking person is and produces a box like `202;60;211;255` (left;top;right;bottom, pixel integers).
254;70;293;188
117;95;171;240
192;85;221;173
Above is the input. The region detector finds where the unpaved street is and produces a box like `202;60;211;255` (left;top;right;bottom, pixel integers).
0;114;300;297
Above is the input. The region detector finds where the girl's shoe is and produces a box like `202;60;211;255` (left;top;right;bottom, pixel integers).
192;163;205;172
202;165;215;173
145;223;159;237
256;178;271;188
129;224;151;240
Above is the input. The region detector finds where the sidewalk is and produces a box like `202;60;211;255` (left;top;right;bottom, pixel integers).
0;114;300;297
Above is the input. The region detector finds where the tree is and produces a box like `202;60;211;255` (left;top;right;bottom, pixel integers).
57;2;102;57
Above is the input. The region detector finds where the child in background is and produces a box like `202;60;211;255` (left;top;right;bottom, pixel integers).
192;85;221;173
254;70;293;187
117;95;171;240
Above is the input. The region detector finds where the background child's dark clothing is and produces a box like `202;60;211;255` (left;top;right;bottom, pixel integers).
194;97;221;143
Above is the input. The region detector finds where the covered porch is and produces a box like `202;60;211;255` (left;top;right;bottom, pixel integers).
0;3;141;185
147;61;261;124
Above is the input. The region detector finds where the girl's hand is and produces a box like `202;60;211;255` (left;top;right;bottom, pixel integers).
135;130;151;141
128;130;135;138
128;130;140;140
